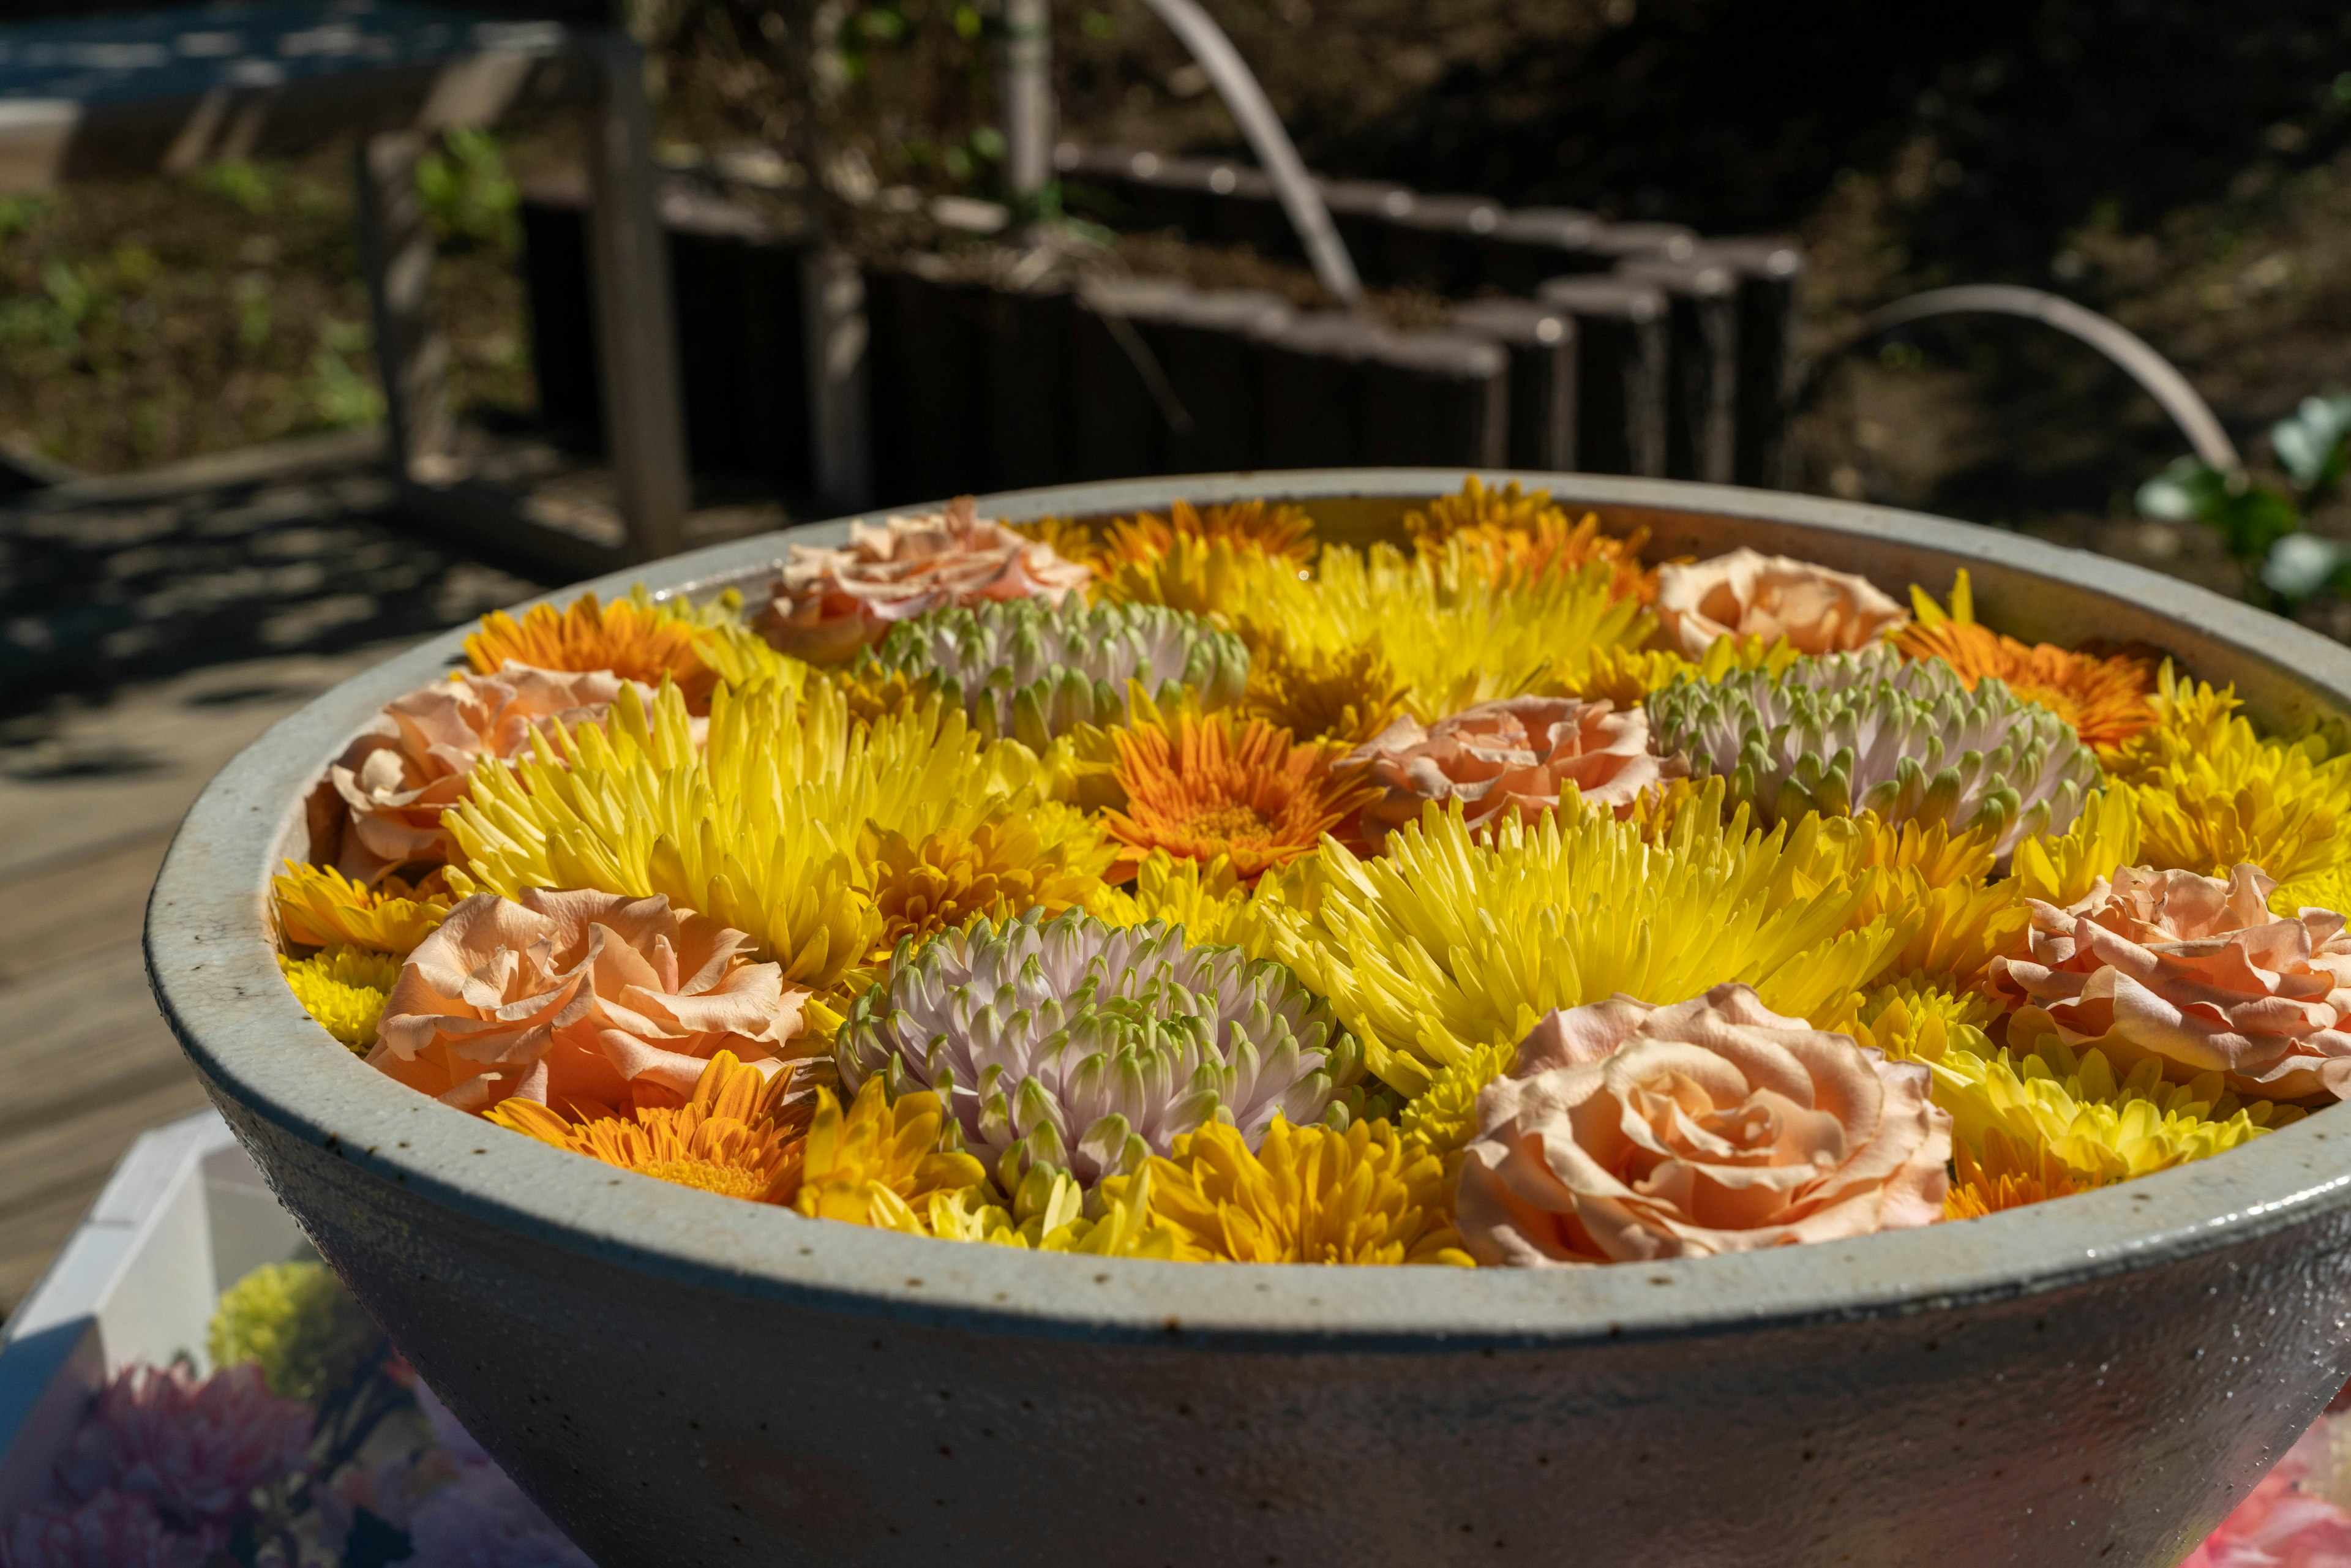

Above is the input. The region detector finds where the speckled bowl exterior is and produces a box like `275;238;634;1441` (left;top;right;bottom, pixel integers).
148;473;2351;1568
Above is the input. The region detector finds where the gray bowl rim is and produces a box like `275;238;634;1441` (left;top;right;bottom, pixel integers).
146;468;2351;1352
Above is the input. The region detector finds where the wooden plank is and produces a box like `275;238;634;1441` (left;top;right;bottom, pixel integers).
355;130;455;481
0;835;172;990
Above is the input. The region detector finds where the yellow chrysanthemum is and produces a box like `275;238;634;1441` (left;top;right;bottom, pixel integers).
790;1076;990;1231
1945;1127;2087;1219
272;861;451;954
464;588;792;710
1270;787;1905;1097
1003;515;1111;572
1241;541;1651;722
1566;633;1802;708
444;680;1054;992
487;1051;812;1203
860;811;1114;961
1898;571;2158;751
278;946;401;1051
1090;500;1318;619
1815;979;1998;1063
1401;477;1657;604
926;1165;1179;1257
1839;816;2025;988
2275;863;2351;921
2009;786;2142;909
2104;666;2351;887
1123;1116;1471;1265
1928;1038;2300;1188
823;664;937;729
1396;1040;1513;1163
1240;627;1410;749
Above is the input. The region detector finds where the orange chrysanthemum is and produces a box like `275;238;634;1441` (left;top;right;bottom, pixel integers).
1403;478;1657;604
487;1049;817;1202
1897;571;2158;752
1944;1127;2086;1220
1105;498;1318;570
466;593;722;708
1104;713;1381;879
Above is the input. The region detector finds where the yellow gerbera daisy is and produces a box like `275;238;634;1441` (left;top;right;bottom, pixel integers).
789;1076;989;1231
1945;1127;2085;1219
487;1051;812;1203
1104;711;1382;880
1123;1116;1471;1265
1897;571;2159;752
272;861;451;954
278;946;402;1051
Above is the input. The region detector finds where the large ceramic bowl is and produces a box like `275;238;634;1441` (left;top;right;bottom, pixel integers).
148;472;2351;1568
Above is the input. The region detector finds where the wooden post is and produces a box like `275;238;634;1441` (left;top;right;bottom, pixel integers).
353;131;453;481
582;32;690;563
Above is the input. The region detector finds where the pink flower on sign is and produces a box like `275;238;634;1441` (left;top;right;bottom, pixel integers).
1654;546;1908;658
56;1363;309;1525
1992;863;2351;1101
754;496;1091;662
0;1490;212;1568
1348;696;1679;840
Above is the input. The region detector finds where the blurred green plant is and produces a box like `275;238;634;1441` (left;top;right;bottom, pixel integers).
2137;392;2351;609
208;1258;381;1404
415;128;519;255
193;159;277;214
303;318;385;429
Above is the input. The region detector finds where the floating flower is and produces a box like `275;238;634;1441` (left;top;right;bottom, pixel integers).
59;1362;311;1526
1945;1126;2085;1219
446;680;1052;992
2011;786;2143;909
1272;786;1902;1097
1240;628;1409;749
2106;669;2351;888
1927;1037;2296;1187
1092;498;1319;618
1567;633;1801;708
926;1165;1180;1256
756;497;1090;663
1836;816;2027;990
372;890;809;1115
869;599;1248;745
0;1490;209;1568
787;1077;990;1231
465;588;781;711
1453;984;1951;1265
273;861;451;953
1645;646;2099;860
489;1050;817;1203
1991;864;2351;1101
278;946;400;1051
1103;711;1379;879
206;1260;380;1405
323;664;640;874
841;909;1359;1190
1397;1040;1513;1163
1117;1116;1470;1264
1820;978;1999;1065
1898;571;2158;751
1349;695;1681;841
1089;852;1280;954
861;813;1113;961
822;662;936;729
1654;546;1908;658
1404;478;1657;604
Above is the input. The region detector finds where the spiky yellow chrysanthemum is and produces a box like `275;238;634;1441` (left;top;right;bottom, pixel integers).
790;1076;990;1232
1402;478;1657;604
1089;500;1318;619
1240;627;1410;749
489;1051;812;1203
926;1165;1179;1257
1240;541;1651;722
1898;572;2158;751
860;811;1114;960
1839;816;2026;989
444;679;1057;992
2103;666;2351;887
278;946;401;1050
464;588;790;710
1566;633;1802;708
272;861;451;954
1929;1038;2299;1188
1268;786;1905;1097
1104;711;1381;880
1396;1040;1513;1163
1120;1116;1471;1265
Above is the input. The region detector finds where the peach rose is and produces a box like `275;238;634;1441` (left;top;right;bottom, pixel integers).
754;495;1090;663
1455;983;1951;1265
1348;696;1681;839
1989;863;2351;1101
1654;547;1908;658
370;890;809;1114
325;664;639;877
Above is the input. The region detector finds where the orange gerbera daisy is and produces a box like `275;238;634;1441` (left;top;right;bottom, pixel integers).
1403;477;1657;604
1104;713;1381;879
1944;1127;2086;1220
1897;571;2159;752
1105;498;1318;570
486;1050;817;1203
465;593;723;708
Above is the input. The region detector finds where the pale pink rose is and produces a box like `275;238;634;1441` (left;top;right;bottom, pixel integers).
1990;864;2351;1101
1455;983;1951;1266
1348;696;1682;839
369;890;809;1115
1653;546;1908;658
327;663;642;876
0;1490;212;1568
56;1362;310;1525
754;495;1090;662
2181;1422;2351;1568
